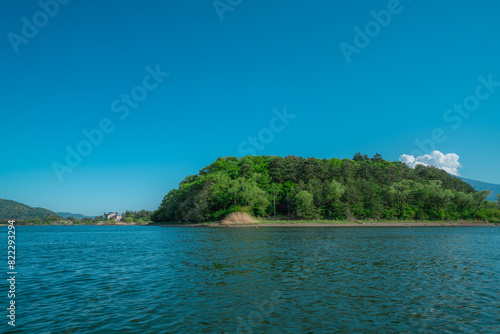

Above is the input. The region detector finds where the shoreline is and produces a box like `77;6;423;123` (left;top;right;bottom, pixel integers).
1;221;496;227
209;222;497;227
0;223;148;226
215;223;496;227
161;220;498;228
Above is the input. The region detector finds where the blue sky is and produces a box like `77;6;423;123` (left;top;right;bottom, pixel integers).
1;0;499;216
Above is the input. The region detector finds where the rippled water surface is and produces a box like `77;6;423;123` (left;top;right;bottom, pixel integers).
2;226;500;333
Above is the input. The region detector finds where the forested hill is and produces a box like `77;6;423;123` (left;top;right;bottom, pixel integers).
0;199;60;220
151;155;500;223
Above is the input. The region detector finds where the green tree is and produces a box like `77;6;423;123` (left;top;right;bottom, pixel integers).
93;215;104;224
472;190;491;216
371;153;384;162
353;152;364;162
323;180;345;219
295;190;315;219
390;180;421;216
452;192;473;214
268;183;283;216
43;215;59;223
229;177;270;216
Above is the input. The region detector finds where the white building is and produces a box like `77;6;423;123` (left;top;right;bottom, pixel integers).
105;212;122;221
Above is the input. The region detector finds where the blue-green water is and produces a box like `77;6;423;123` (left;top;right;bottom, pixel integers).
2;226;499;333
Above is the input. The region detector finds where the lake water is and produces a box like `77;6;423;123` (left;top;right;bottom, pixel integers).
2;226;499;333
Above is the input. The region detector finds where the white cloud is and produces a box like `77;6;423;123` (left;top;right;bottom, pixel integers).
400;151;462;176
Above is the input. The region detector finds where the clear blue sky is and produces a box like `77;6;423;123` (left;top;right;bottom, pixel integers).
1;0;499;216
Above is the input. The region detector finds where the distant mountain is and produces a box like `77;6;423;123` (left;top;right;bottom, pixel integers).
460;178;500;201
0;199;60;220
56;212;95;219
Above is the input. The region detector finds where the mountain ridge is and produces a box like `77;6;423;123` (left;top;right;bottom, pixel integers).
56;212;95;220
459;177;500;201
0;199;60;220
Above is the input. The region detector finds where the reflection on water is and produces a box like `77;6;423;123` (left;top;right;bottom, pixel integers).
2;226;499;333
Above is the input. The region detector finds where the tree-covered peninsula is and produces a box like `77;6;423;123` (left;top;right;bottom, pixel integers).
151;155;500;223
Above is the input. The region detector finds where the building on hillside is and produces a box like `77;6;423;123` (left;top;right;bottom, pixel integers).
105;212;122;221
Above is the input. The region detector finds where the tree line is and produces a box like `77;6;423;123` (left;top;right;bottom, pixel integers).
4;209;154;225
151;154;500;223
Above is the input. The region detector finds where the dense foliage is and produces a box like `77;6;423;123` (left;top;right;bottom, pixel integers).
0;199;60;220
151;155;500;223
121;210;153;224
